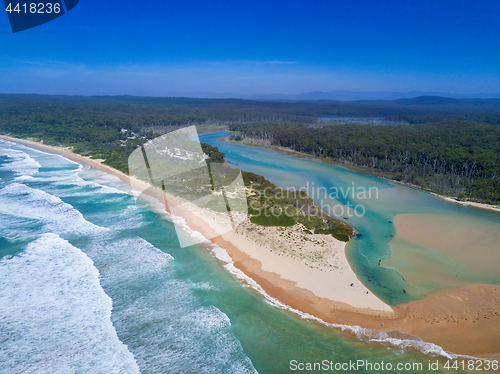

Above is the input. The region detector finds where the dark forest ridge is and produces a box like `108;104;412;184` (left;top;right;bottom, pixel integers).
229;121;500;204
0;94;500;122
1;93;499;203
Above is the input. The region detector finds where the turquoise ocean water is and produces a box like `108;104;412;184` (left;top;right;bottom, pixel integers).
0;136;494;373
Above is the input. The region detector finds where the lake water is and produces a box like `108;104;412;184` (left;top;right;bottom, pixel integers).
318;117;387;125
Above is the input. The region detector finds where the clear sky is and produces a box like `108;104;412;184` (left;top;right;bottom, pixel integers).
0;0;499;96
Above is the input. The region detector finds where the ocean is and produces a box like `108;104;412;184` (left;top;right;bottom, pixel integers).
0;138;483;373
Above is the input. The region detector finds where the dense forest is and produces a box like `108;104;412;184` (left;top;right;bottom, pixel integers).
385;112;500;125
1;94;500;203
229;121;500;203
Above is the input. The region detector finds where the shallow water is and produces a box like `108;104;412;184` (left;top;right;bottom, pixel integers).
0;138;489;373
200;131;500;304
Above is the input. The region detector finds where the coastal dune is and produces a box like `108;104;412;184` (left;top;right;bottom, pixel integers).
225;221;393;311
2;135;500;359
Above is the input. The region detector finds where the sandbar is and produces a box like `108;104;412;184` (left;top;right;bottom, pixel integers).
2;134;500;359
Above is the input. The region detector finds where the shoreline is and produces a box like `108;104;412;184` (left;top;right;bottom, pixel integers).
222;136;500;213
2;134;500;359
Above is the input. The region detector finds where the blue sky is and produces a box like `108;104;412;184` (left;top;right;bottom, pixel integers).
0;0;499;96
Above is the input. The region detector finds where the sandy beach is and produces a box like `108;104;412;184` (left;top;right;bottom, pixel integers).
2;134;500;359
432;194;500;213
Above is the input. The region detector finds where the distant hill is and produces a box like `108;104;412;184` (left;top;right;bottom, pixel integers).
390;96;500;112
252;91;500;102
128;90;500;101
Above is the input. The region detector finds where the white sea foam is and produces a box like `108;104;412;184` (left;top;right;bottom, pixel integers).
0;183;106;236
0;233;140;374
84;236;257;374
1;139;79;169
28;167;130;196
177;306;259;374
168;209;479;361
86;236;174;282
1;139;472;364
56;170;129;195
0;146;41;177
0;141;129;196
0;141;259;372
89;204;147;231
219;246;468;359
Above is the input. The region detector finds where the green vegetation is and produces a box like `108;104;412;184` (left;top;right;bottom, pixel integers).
242;171;355;241
249;212;297;227
385;112;500;126
229;121;500;204
1;94;499;203
137;140;356;240
201;142;225;163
